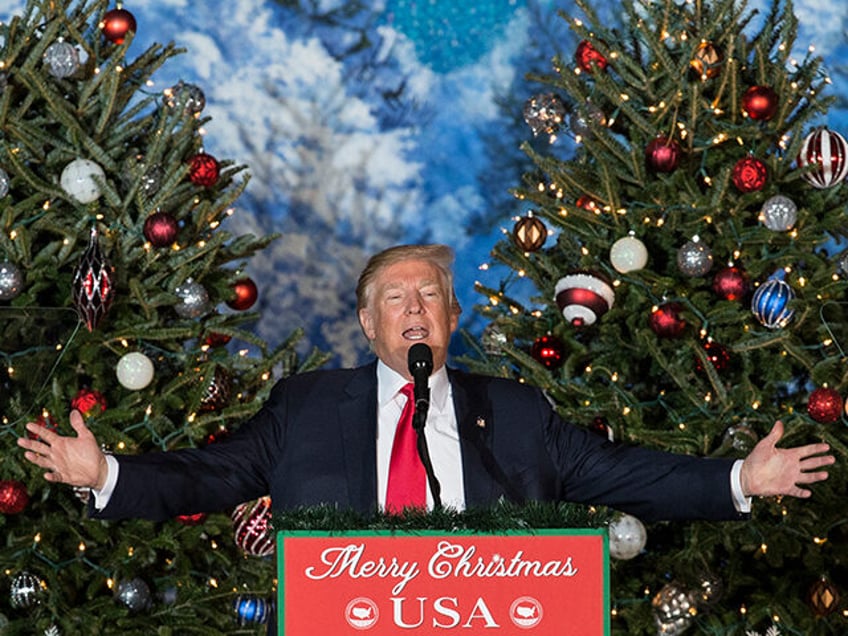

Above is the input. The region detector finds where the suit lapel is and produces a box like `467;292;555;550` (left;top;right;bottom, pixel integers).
449;370;497;508
338;362;379;514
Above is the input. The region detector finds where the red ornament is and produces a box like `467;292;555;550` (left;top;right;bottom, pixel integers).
575;195;600;212
175;512;207;526
0;479;29;514
72;228;115;332
143;211;179;247
807;387;843;423
204;332;232;348
645;136;682;173
732;156;767;192
797;127;848;189
649;303;687;338
71;387;107;418
227;277;258;311
712;266;749;301
575;40;608;73
554;271;615;327
232;497;275;557
695;341;730;374
188;152;220;187
742;86;778;121
530;334;566;370
27;412;58;440
101;8;136;44
205;427;232;445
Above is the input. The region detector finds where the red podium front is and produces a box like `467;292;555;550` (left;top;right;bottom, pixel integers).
277;529;609;635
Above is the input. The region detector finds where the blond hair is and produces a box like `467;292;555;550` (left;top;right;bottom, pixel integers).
356;244;461;314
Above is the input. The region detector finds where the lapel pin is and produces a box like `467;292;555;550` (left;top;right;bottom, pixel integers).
476;416;486;429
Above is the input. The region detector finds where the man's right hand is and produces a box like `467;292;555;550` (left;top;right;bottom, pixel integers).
17;409;108;490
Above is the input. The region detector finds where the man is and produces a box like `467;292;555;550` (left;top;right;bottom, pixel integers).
19;244;834;523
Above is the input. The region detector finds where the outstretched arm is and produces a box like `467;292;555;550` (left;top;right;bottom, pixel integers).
740;420;834;498
17;409;108;490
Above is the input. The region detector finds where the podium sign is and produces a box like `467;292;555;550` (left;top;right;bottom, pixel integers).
277;529;609;635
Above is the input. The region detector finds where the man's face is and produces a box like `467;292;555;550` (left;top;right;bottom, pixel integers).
358;259;459;379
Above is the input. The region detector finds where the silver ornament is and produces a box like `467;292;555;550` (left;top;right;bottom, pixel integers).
0;261;24;300
174;278;210;319
760;194;797;231
44;40;80;78
652;582;696;636
114;577;152;612
677;238;713;277
0;167;10;197
608;513;647;560
164;80;206;116
837;252;848;277
523;93;567;138
10;571;44;609
722;422;759;453
44;625;61;636
569;102;607;139
696;573;723;607
481;322;508;356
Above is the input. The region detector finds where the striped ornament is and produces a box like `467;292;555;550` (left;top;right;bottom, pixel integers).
232;496;275;557
554;271;615;326
797;128;848;189
751;279;795;329
233;595;270;626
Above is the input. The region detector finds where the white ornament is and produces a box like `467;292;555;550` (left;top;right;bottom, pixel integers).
608;513;647;560
61;159;105;204
116;352;154;390
759;195;797;232
610;236;648;273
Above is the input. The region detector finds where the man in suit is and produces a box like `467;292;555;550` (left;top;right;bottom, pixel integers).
19;243;834;523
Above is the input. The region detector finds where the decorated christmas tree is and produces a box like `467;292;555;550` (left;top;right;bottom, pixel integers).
0;1;327;632
469;0;848;633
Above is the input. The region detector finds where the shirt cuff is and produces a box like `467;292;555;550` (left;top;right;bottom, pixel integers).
730;459;752;513
91;454;119;511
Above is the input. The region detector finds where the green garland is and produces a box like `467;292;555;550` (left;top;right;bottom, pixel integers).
272;500;612;534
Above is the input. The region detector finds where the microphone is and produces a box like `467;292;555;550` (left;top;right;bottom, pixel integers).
407;343;433;422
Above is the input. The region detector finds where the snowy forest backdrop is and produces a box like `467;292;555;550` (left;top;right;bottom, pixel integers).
2;0;846;367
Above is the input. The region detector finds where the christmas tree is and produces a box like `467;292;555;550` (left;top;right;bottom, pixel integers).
0;1;328;632
469;0;848;633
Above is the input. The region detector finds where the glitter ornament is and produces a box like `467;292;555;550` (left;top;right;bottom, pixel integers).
72;228;115;331
481;322;508;356
695;340;731;375
522;93;567;138
569;102;606;140
44;40;80;78
554;271;615;327
677;237;713;277
712;266;749;301
646;136;682;173
807;387;842;424
838;252;848;277
10;571;43;609
808;576;840;617
608;513;647;560
100;7;136;44
690;41;722;79
797;127;848;189
232;496;275;557
742;85;778;120
530;334;566;370
0;167;10;197
0;479;29;514
234;595;270;626
649;303;686;338
188;152;219;187
696;573;724;607
759;194;797;231
0;261;24;300
61;158;106;204
227;277;258;311
165;80;206;116
732;156;767;192
200;366;232;412
70;387;107;418
752;279;795;328
143;211;179;247
116;351;154;390
652;582;696;636
114;578;152;613
575;40;608;72
722;421;759;453
609;235;648;273
174;278;210;319
512;215;547;252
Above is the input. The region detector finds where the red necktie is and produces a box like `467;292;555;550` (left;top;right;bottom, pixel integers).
385;383;426;514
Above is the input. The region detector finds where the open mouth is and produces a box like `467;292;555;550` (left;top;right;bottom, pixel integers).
403;326;429;340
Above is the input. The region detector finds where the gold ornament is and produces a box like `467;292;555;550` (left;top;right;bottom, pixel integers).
808;576;840;617
512;215;548;252
690;41;722;79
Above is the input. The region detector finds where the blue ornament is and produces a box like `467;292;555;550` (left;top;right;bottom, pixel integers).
234;595;270;626
752;279;795;328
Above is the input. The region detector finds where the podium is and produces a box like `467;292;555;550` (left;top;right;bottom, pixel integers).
277;529;609;635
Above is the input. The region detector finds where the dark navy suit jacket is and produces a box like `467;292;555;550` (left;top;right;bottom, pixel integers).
94;361;745;524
